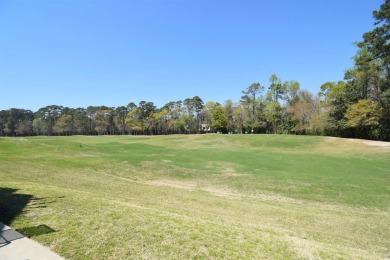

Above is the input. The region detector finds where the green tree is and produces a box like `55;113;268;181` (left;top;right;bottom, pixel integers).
350;0;390;140
241;83;264;132
125;109;143;134
73;108;89;135
164;100;182;134
54;114;74;135
202;101;216;133
113;106;129;135
224;100;234;133
319;81;349;136
94;109;112;135
360;0;390;77
138;101;156;122
264;101;282;134
345;99;382;139
282;80;300;106
212;105;227;132
0;109;34;136
86;106;98;134
34;105;63;135
16;120;33;136
192;96;204;133
182;97;204;133
232;104;247;134
267;74;284;102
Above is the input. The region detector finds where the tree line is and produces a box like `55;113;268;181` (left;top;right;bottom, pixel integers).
1;1;389;141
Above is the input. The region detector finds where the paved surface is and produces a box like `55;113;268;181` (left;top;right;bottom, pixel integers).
0;222;64;260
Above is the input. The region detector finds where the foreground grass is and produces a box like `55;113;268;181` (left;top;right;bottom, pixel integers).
0;134;389;259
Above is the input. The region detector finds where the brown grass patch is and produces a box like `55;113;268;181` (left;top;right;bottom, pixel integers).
147;179;197;190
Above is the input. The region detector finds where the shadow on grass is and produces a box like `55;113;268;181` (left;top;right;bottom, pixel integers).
0;188;32;226
16;224;56;238
0;188;58;241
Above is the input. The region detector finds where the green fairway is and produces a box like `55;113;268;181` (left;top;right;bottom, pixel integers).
0;135;389;259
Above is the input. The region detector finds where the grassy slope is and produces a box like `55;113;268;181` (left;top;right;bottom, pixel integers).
0;135;389;259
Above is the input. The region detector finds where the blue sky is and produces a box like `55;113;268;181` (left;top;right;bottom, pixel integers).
0;0;383;111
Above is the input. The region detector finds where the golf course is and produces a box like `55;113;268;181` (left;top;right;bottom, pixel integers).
0;134;389;259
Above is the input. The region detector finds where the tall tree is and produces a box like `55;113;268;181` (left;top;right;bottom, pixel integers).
125;109;143;135
212;105;227;133
86;106;98;134
353;0;390;140
203;101;217;133
241;83;264;132
114;106;129;135
268;74;284;102
282;80;300;106
319;81;349;136
192;96;204;133
163;100;182;134
73;108;89;135
182;98;197;133
224;100;234;133
232;104;247;134
94;108;112;135
264;101;282;134
290;90;317;134
360;0;390;77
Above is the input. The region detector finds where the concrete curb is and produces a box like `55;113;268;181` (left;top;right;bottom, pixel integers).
0;222;64;260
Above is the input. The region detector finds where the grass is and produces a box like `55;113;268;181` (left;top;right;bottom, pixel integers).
0;134;389;259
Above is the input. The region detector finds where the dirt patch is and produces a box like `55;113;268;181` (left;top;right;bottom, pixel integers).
344;138;390;147
324;136;390;147
318;137;390;155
